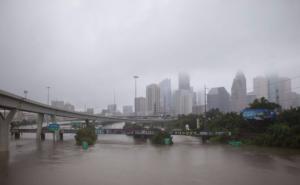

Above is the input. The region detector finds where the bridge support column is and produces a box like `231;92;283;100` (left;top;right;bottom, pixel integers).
0;110;16;152
36;113;44;141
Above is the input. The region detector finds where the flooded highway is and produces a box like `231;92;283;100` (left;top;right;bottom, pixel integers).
1;133;300;185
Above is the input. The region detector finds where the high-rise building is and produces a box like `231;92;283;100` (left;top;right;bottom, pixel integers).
278;77;292;109
122;105;133;116
289;92;300;108
267;74;280;104
146;84;160;115
159;79;172;114
197;91;205;105
173;89;193;115
267;75;292;109
253;76;268;99
178;73;190;90
135;97;147;116
231;72;247;112
207;87;230;112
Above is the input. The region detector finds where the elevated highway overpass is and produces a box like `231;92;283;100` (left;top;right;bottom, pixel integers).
0;89;176;152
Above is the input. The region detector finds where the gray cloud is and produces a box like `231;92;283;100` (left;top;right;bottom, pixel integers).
1;0;300;111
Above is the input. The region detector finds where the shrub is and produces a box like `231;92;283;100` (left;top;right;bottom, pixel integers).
151;131;173;145
75;126;97;146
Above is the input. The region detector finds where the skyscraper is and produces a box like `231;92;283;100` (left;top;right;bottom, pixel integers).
173;89;193;115
159;79;172;115
231;72;247;112
178;73;190;90
207;87;230;112
267;75;292;109
253;76;268;99
146;84;160;115
173;73;194;115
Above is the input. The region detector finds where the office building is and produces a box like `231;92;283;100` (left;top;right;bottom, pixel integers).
159;79;172;114
207;87;230;112
146;84;160;115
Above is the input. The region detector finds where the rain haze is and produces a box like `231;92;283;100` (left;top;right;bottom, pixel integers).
0;0;300;111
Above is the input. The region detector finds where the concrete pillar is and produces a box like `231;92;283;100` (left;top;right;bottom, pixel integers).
0;110;16;152
36;113;44;140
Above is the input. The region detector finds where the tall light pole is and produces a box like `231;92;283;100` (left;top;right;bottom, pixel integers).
46;86;50;105
46;86;50;126
133;76;139;114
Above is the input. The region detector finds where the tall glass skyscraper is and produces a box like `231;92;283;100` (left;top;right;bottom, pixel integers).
231;72;247;112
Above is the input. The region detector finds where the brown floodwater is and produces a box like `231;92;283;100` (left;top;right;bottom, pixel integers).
1;133;300;185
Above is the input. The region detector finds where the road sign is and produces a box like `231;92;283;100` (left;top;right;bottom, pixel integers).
48;123;60;132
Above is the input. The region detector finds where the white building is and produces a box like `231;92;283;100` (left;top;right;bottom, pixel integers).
253;76;269;99
173;89;193;115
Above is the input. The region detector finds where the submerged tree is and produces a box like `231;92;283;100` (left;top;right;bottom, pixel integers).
75;125;97;146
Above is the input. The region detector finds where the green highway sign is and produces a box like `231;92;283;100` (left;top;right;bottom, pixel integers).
48;123;60;132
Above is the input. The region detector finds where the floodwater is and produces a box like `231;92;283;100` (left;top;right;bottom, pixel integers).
1;133;300;185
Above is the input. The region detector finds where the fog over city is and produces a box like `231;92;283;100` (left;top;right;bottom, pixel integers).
0;0;299;111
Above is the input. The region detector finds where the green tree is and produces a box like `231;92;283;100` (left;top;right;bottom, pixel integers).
151;131;173;145
249;97;280;110
74;125;97;145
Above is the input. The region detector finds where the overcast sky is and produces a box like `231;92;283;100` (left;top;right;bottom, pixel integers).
0;0;299;112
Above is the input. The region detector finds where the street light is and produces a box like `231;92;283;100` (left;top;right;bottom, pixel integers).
46;86;50;105
46;86;50;126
